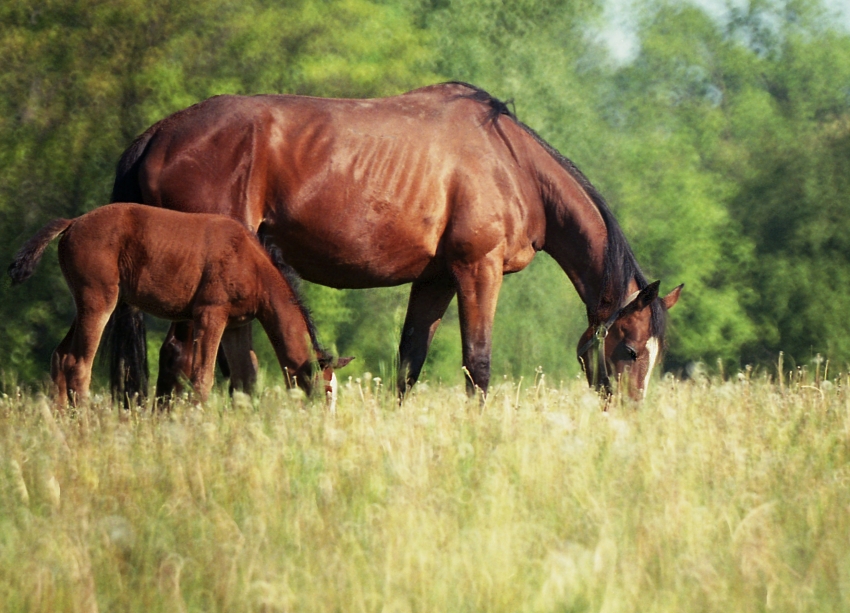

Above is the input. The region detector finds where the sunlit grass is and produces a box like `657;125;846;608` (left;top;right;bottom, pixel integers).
1;371;849;612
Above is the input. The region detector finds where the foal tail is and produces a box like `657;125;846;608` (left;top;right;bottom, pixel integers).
7;218;74;285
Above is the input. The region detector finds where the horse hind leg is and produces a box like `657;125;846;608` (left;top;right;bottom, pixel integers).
156;321;194;404
220;325;258;394
397;275;456;397
107;300;148;405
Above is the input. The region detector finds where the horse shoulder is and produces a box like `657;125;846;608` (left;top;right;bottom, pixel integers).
441;121;546;268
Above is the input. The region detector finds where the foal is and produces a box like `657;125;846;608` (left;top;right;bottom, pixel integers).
8;203;352;406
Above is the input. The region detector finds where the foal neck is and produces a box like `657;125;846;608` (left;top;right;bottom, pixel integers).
255;267;316;375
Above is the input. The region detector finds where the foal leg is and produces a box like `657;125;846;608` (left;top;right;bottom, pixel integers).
189;309;228;402
452;255;504;396
220;324;258;394
397;275;456;397
64;290;119;405
156;321;194;399
51;320;77;407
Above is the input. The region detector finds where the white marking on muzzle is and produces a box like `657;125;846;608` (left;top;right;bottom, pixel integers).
327;371;338;415
643;337;660;397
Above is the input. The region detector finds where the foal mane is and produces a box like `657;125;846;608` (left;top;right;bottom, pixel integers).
449;82;668;343
258;232;331;360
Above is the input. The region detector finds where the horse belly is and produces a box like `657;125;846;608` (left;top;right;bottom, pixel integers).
270;207;447;288
270;132;454;286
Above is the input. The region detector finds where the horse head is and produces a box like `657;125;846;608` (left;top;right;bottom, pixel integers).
578;282;683;400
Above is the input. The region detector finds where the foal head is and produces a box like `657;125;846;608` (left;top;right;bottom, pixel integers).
316;353;355;412
578;282;682;400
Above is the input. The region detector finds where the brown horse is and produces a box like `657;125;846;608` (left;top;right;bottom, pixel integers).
109;81;682;400
8;203;352;406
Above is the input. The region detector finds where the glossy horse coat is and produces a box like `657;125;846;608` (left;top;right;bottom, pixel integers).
110;82;681;399
9;204;350;405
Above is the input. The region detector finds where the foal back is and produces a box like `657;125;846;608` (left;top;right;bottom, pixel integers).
59;204;265;322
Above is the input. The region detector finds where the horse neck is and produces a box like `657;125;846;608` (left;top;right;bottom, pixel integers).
255;268;317;381
537;160;634;322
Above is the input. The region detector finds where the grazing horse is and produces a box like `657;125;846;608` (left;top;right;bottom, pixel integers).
8;203;352;406
109;81;682;400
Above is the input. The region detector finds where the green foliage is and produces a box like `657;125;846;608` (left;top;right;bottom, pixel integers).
0;0;434;382
5;0;850;389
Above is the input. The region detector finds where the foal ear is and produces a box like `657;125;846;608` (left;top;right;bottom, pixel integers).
334;356;355;369
662;283;684;310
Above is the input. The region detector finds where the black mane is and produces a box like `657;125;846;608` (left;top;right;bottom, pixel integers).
258;232;331;359
451;82;668;343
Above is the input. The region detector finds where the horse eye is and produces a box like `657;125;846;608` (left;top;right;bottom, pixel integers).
625;346;637;361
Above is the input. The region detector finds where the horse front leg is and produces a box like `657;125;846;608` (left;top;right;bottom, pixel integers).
220;324;258;394
452;255;504;397
397;275;457;398
189;309;228;402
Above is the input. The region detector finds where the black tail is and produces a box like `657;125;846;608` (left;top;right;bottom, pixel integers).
8;218;74;285
110;126;157;203
104;299;149;406
106;127;158;403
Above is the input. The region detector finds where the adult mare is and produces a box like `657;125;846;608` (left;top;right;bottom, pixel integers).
108;82;682;401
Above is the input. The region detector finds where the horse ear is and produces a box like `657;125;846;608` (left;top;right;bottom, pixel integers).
621;280;660;316
663;284;684;310
334;356;355;369
636;280;661;307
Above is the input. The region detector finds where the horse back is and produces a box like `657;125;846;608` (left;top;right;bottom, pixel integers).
117;84;548;286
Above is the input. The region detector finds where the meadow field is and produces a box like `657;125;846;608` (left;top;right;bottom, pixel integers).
1;369;849;612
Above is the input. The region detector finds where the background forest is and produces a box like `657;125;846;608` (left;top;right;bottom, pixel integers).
2;0;850;389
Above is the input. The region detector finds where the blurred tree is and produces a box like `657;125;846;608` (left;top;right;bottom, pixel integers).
6;0;850;390
613;0;850;371
595;4;761;371
0;0;434;384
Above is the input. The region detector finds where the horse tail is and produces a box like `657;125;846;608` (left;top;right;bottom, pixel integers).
106;127;158;403
103;301;149;406
111;126;158;203
7;218;74;285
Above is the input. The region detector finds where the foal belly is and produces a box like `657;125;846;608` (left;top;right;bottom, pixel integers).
124;289;194;321
120;274;199;321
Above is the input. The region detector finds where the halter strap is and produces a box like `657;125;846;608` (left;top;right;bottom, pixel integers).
576;289;642;394
576;308;622;360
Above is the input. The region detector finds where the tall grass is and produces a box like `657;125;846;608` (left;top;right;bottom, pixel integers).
1;371;849;612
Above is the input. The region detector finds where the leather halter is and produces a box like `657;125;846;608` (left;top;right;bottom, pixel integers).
576;290;641;394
